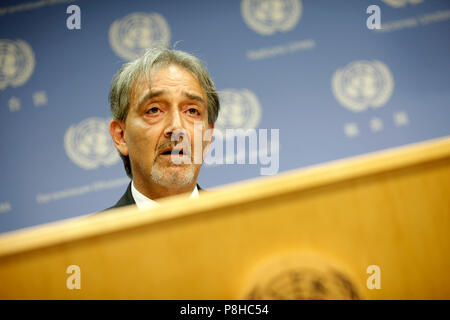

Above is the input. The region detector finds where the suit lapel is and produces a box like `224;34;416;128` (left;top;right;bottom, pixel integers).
112;182;135;208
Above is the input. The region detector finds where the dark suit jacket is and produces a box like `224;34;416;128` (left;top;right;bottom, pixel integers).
106;182;203;211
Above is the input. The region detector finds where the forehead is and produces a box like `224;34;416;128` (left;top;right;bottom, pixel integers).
131;64;206;102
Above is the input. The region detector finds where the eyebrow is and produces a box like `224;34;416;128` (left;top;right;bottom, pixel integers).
137;90;164;109
137;90;207;109
184;92;207;106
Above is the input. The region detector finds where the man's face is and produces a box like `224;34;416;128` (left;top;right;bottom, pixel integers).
111;64;213;197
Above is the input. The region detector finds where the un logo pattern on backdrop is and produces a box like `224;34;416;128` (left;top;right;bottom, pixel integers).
109;12;171;61
241;0;302;35
216;89;262;132
332;60;394;112
0;39;35;91
64;118;119;170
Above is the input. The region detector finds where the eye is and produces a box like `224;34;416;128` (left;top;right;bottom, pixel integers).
187;108;200;117
146;107;161;115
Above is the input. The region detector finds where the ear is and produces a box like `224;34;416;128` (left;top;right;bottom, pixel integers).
110;119;129;156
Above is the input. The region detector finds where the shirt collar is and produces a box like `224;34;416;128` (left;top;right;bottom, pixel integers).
131;181;199;210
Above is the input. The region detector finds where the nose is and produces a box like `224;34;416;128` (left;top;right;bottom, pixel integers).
163;109;185;141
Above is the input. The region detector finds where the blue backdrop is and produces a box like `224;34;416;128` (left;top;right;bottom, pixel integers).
1;0;449;233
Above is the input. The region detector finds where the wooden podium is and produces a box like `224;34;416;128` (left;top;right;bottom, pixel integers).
0;136;449;299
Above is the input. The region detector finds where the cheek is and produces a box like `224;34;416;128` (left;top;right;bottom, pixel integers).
143;131;160;154
127;123;159;153
188;126;205;147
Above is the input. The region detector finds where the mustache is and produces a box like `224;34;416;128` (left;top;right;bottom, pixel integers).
156;141;177;153
156;140;192;156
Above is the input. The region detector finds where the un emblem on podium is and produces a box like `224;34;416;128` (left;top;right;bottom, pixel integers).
216;89;262;133
332;60;394;112
0;39;35;91
382;0;424;8
64;118;119;170
241;253;362;300
109;12;171;61
241;0;302;35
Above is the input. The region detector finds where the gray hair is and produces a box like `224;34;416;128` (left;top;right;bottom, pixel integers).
109;47;220;179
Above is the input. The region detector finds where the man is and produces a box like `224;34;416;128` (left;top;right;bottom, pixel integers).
107;47;220;210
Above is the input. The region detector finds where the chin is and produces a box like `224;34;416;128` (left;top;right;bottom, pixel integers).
150;163;195;188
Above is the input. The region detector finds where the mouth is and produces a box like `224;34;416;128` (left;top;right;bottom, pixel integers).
159;147;186;157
